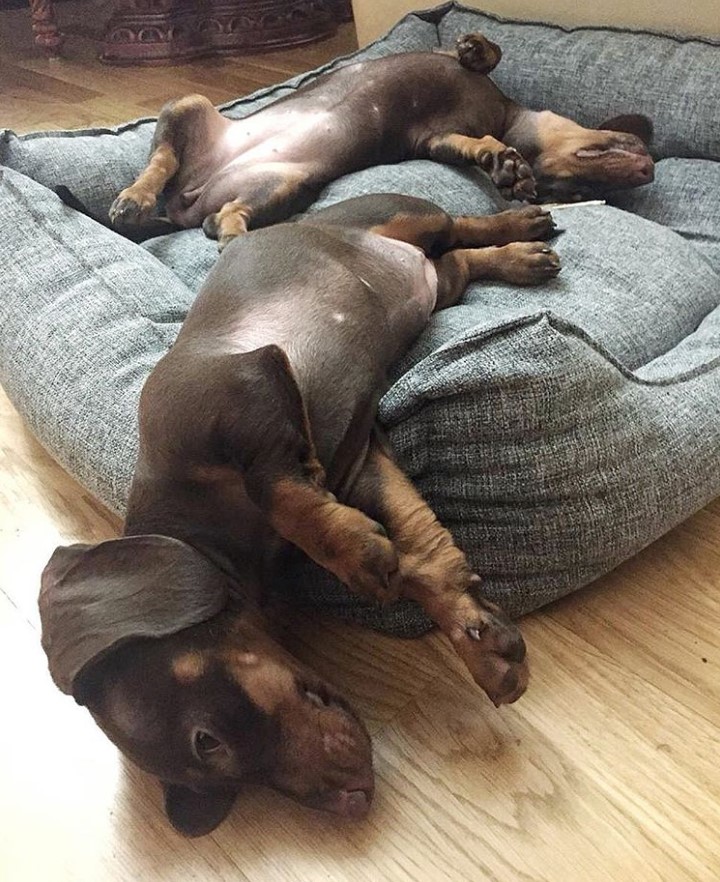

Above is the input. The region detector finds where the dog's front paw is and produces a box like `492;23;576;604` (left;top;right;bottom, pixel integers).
499;241;561;285
346;527;401;606
480;147;537;202
109;187;156;225
503;205;558;241
445;583;529;706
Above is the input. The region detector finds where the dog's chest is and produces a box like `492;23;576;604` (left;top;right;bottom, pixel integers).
342;230;439;328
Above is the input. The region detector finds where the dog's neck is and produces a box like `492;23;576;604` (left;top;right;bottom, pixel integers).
123;470;275;607
501;105;584;163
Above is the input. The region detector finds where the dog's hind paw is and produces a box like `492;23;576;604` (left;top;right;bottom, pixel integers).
499;241;561;285
506;205;558;240
109;188;157;226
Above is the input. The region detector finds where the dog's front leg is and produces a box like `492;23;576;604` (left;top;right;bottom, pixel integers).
230;345;400;604
423;133;537;201
345;433;529;706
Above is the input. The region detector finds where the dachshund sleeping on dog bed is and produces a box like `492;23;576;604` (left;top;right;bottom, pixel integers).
109;32;654;250
40;31;653;836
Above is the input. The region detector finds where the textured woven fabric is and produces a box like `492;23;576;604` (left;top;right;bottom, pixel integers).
1;4;719;636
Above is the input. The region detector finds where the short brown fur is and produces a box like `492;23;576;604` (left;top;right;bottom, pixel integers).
108;32;653;247
41;193;558;836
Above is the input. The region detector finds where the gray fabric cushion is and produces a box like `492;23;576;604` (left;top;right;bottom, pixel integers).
1;3;719;635
609;158;720;273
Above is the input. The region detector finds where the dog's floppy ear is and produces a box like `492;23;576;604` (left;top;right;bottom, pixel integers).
39;535;229;702
597;113;653;146
163;783;237;837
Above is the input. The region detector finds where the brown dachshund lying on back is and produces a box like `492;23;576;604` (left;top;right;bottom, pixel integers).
41;193;560;835
109;32;654;249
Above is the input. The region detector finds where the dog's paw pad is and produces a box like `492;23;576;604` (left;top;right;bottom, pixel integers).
485;148;537;202
455;32;502;74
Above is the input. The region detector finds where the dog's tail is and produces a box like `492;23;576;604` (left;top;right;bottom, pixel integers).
432;33;502;75
55;185;181;243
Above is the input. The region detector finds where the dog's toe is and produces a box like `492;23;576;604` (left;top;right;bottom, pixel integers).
488;148;537;203
502;241;561;285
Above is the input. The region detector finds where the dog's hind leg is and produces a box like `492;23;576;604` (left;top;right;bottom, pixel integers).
358;199;560;299
432;240;561;306
109;95;222;226
307;193;553;252
202;162;320;251
343;432;529;707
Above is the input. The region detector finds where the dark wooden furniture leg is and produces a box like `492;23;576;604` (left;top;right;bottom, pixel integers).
29;0;65;57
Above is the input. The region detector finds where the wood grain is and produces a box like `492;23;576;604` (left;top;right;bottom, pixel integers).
1;8;719;880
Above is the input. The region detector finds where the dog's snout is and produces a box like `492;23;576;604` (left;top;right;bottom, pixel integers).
335;787;373;819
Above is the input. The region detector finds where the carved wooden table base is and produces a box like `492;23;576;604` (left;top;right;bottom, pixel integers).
101;0;352;65
27;0;351;63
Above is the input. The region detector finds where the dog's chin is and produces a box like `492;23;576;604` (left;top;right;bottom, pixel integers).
304;785;374;819
534;179;598;203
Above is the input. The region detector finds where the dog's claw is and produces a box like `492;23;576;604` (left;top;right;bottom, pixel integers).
109;189;156;226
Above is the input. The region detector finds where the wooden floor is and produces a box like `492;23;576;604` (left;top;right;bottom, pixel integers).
2;6;720;881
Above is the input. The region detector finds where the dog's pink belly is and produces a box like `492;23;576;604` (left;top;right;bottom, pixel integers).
219;233;438;359
166;107;378;227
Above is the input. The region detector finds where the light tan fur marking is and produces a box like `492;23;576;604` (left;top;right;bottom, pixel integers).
269;478;399;602
355;443;529;705
426;133;507;164
215;199;252;246
224;656;296;714
171;651;207;683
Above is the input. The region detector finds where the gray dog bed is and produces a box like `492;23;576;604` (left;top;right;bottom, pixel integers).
1;2;719;635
